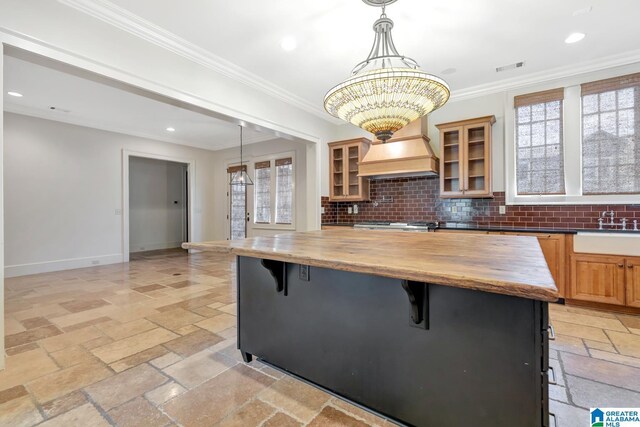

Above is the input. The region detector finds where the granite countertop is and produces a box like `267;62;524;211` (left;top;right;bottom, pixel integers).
184;230;558;302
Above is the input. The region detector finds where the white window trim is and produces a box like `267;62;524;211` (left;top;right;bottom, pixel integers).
252;151;296;231
506;85;640;205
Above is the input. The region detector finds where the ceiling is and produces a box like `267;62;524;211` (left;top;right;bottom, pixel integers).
75;0;640;118
3;54;278;151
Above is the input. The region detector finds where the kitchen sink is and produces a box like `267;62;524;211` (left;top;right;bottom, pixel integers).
574;232;640;256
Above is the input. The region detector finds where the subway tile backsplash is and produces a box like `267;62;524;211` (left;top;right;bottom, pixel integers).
321;176;640;229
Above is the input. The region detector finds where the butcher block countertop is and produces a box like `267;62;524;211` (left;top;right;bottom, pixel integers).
183;229;558;302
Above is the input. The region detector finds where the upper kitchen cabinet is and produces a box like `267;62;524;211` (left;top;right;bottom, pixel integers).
436;116;496;198
328;138;370;201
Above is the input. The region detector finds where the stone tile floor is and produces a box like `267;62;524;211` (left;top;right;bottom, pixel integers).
1;248;639;426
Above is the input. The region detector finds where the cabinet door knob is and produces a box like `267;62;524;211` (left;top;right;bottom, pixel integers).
618;263;624;268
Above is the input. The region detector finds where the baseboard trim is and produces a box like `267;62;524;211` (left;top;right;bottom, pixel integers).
129;241;183;253
5;254;123;278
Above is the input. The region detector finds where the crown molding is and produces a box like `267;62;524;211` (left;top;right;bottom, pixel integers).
57;0;339;124
56;0;640;112
4;105;277;151
450;49;640;102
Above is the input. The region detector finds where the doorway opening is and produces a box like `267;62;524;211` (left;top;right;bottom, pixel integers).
123;151;195;261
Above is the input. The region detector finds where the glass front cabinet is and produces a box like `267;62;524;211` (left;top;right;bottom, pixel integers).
436;116;496;198
328;138;371;201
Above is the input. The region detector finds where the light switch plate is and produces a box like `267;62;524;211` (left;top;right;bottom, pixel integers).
321;207;325;214
353;204;359;214
499;206;506;215
451;206;457;213
348;207;353;214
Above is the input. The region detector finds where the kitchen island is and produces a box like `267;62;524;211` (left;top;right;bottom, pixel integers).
184;230;557;427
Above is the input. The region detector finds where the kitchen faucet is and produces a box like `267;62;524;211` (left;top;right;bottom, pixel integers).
597;211;636;231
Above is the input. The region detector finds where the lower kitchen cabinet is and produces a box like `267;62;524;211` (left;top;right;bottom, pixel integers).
516;233;566;299
627;258;640;308
570;254;627;306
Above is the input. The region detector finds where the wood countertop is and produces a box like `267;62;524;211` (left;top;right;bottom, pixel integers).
183;230;558;302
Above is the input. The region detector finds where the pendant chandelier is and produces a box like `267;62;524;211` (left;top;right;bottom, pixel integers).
324;0;450;142
229;125;253;186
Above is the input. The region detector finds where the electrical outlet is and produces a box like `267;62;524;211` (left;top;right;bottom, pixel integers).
321;207;325;214
499;206;506;215
451;206;457;213
348;207;353;214
353;204;359;214
115;209;122;215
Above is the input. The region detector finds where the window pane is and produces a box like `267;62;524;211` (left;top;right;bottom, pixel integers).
517;105;531;123
229;179;246;240
546;101;561;119
515;100;566;195
254;167;271;223
582;86;639;194
531;103;545;122
275;162;293;224
583;94;598;114
599;91;616;111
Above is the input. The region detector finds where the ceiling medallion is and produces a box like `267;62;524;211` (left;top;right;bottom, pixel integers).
324;0;450;142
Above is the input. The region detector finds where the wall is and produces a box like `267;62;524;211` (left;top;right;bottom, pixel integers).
212;138;310;239
0;46;5;369
3;112;218;277
321;178;640;230
323;63;640;227
129;157;187;252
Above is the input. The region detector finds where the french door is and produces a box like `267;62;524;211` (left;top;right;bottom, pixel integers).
227;168;253;240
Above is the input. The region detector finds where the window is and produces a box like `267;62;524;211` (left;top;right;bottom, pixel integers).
227;165;247;240
581;73;640;195
253;155;294;227
254;161;271;223
275;158;293;224
514;88;566;195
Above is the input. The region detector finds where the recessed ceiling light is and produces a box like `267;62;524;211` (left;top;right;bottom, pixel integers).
7;91;23;97
280;36;297;52
166;127;176;132
565;32;586;44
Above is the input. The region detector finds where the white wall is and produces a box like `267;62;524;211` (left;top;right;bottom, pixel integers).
212;138;311;239
129;157;187;252
3;112;217;277
0;45;5;369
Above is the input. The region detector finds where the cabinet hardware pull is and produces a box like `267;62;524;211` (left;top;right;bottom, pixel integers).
547;324;555;341
629;264;634;268
547;366;557;385
618;263;624;268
